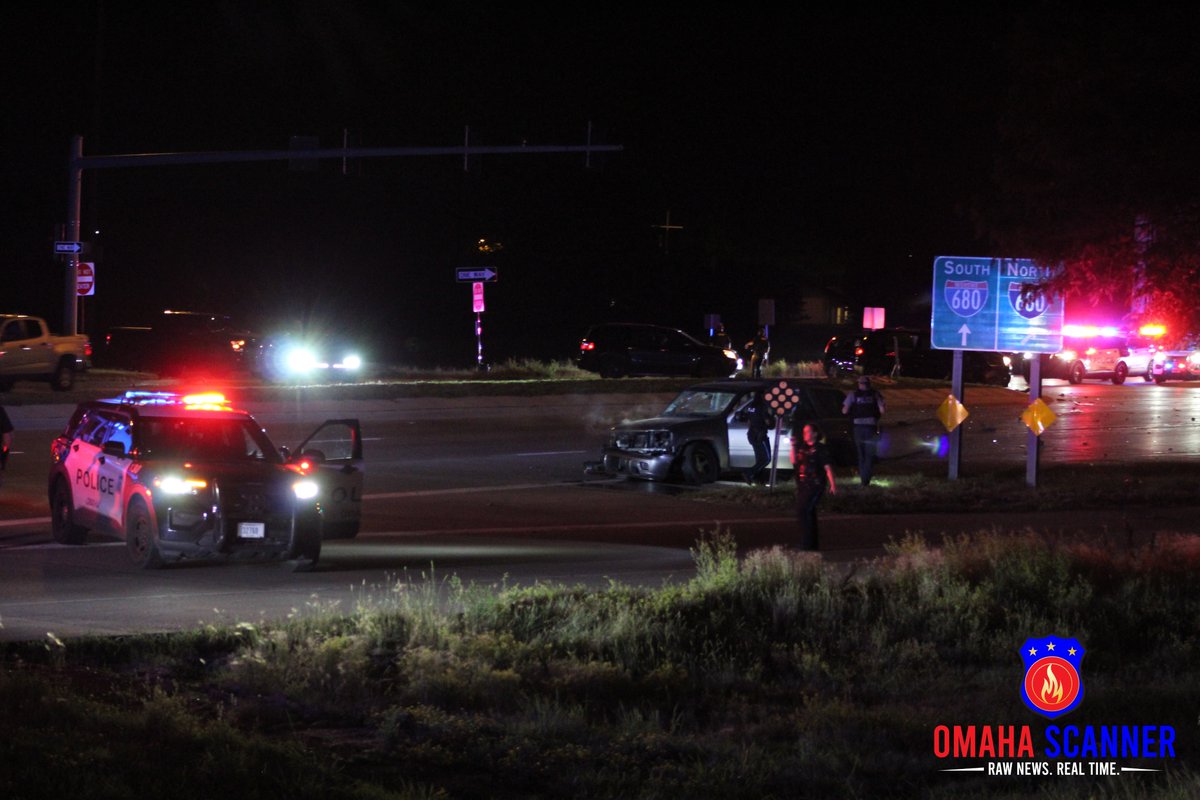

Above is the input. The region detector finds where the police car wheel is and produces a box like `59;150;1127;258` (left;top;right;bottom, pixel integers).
50;480;87;545
1068;363;1085;384
125;498;164;569
1112;363;1128;385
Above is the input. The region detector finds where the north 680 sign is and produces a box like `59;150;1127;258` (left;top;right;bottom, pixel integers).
932;256;1064;354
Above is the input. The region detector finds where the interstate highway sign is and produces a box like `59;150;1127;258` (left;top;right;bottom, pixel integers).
931;256;1064;353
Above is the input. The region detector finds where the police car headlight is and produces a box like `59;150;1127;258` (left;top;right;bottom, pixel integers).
723;349;738;360
340;353;362;370
155;476;208;495
292;479;319;500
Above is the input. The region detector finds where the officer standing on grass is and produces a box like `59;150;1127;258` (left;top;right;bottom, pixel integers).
842;375;885;486
791;423;837;550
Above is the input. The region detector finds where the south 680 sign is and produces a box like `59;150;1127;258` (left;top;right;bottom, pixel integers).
932;256;1064;353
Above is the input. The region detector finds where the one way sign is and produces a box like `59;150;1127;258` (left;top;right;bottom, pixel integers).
456;267;498;283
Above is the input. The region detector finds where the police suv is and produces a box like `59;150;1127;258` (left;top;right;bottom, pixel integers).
48;391;363;569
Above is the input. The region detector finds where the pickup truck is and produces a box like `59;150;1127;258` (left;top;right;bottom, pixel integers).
0;315;91;391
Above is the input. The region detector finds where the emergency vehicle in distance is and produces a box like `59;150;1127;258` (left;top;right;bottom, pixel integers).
48;391;363;569
1021;324;1160;384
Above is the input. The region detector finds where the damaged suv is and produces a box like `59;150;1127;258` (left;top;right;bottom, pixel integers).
594;378;851;484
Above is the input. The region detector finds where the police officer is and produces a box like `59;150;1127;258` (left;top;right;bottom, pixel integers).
745;326;771;378
842;375;885;486
742;389;771;485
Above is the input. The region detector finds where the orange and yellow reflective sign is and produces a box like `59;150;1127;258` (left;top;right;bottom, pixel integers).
937;394;970;433
1021;398;1058;436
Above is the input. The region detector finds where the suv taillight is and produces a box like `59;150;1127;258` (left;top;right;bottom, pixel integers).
580;340;595;352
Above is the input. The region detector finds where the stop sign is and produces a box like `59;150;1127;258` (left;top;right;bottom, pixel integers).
76;262;95;296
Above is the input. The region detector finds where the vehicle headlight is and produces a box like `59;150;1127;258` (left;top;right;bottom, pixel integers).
285;346;318;373
340;353;362;370
610;429;673;452
1002;355;1012;367
723;349;738;360
155;476;208;495
292;479;319;500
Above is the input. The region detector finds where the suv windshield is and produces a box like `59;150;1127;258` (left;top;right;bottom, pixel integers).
661;390;737;417
136;417;280;463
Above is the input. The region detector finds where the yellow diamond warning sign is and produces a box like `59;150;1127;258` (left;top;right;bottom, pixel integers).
936;394;970;433
1021;397;1057;436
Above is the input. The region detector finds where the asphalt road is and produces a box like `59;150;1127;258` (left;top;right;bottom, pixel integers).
0;375;1198;642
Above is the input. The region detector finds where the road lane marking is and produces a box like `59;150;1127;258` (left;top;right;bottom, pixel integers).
514;450;587;457
0;517;51;528
366;482;579;499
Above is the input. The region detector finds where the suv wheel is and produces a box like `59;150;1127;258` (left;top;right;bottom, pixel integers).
1112;362;1128;385
125;498;163;569
1068;362;1085;384
598;356;627;379
50;479;87;545
680;443;720;485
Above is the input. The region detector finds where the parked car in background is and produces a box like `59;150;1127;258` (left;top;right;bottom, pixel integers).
0;314;91;391
823;328;1011;385
593;378;852;484
576;323;741;379
97;310;253;376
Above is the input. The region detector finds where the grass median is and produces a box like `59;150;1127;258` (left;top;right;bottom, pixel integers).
3;527;1199;799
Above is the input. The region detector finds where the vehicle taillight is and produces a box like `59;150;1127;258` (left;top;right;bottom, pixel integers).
854;346;864;356
580;340;595;352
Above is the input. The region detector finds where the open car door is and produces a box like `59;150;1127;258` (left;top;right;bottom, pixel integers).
296;419;363;539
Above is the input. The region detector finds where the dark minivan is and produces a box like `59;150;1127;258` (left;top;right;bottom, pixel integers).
577;323;742;379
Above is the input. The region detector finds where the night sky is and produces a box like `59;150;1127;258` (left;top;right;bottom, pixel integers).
4;4;1044;365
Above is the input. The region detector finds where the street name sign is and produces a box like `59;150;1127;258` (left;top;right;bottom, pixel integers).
931;256;1064;353
456;267;498;283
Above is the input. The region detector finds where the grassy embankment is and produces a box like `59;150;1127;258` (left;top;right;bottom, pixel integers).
3;527;1199;799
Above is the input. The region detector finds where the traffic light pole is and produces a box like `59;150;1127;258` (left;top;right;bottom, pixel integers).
62;133;622;335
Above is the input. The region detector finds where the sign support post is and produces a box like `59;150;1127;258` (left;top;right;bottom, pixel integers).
948;350;964;480
1026;356;1043;487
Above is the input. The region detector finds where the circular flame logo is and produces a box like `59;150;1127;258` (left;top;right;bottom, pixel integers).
1022;642;1089;719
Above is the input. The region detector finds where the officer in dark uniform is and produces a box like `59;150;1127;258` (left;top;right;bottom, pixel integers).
842;375;885;486
742;389;771;485
745;327;770;378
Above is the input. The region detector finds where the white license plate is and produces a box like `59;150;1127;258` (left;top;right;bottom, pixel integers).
238;521;266;539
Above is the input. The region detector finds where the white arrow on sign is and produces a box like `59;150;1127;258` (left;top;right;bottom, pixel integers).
958;324;971;347
54;241;83;254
